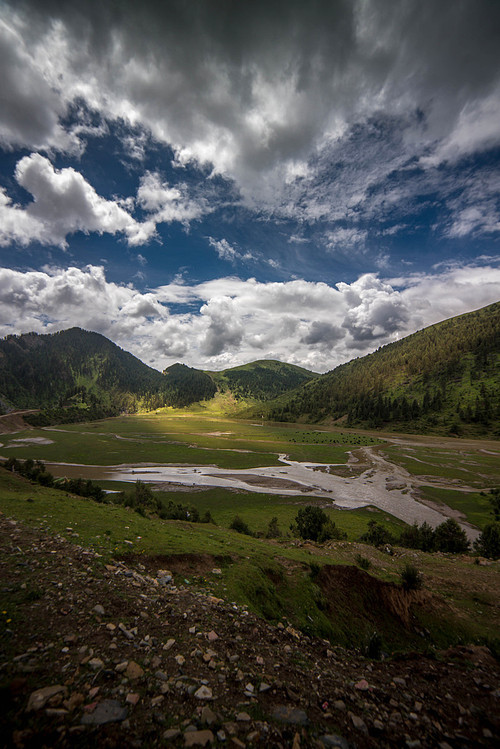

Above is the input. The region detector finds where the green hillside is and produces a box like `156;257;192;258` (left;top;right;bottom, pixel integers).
0;330;318;424
162;363;217;406
265;302;500;436
208;359;318;401
0;328;168;415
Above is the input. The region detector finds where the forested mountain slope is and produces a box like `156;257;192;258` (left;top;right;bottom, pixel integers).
208;359;318;401
0;329;317;423
266;302;500;436
0;328;168;416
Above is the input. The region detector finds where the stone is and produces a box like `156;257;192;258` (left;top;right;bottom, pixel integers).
271;705;309;726
201;705;217;725
320;735;349;749
163;728;181;741
88;658;104;671
27;685;65;712
126;693;140;706
184;729;214;747
333;700;346;711
349;713;368;734
125;661;144;680
115;660;129;673
93;604;105;616
231;739;246;748
164;638;176;650
354;679;370;691
236;712;251;722
175;655;186;666
194;685;213;700
393;677;406;687
259;682;271;692
207;630;219;642
81;699;128;725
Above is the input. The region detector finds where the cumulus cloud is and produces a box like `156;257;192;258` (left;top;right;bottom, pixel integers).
1;262;499;373
0;153;155;248
137;172;210;226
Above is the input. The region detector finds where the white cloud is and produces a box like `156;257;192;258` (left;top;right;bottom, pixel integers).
1;262;498;373
137;172;210;226
326;227;367;252
0;154;155;248
208;237;237;262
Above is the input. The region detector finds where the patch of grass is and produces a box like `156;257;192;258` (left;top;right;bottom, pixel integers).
1;461;499;652
418;486;493;529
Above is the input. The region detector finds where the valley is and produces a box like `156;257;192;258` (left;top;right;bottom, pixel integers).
2;413;499;539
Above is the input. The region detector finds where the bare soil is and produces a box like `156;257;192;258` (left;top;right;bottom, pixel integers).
0;515;499;748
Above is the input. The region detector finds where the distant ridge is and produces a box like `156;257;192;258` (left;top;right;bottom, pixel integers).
0;328;317;422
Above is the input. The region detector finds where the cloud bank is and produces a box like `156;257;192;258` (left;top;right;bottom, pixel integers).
1;262;498;373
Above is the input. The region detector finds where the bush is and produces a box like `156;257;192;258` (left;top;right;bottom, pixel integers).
433;518;470;554
487;488;500;521
474;523;500;559
400;562;423;591
355;553;371;570
317;518;347;542
230;515;252;536
399;521;435;552
365;631;382;659
360;520;395;547
265;516;281;538
295;505;328;541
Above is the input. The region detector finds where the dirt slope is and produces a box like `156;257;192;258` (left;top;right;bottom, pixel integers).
0;515;498;748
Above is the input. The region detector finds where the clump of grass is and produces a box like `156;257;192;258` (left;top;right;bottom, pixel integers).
230;515;253;536
365;631;382;659
400;562;423;591
355;553;371;570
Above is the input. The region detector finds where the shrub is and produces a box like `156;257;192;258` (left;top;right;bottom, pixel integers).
360;520;395;547
355;553;371;570
365;631;382;659
433;518;470;554
230;515;252;535
399;521;435;552
317;518;347;542
487;488;500;521
474;523;500;560
400;562;423;591
295;505;328;541
266;516;281;539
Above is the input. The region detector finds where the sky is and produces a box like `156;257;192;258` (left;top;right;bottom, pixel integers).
0;0;499;374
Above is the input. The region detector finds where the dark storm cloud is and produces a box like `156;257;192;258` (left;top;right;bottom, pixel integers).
301;321;345;347
3;0;500;193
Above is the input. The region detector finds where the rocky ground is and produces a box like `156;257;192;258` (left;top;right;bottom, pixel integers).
0;514;499;748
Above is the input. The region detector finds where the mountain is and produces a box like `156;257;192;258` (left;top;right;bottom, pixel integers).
207;359;318;402
265;301;500;436
162;363;217;406
0;328;317;423
0;328;170;420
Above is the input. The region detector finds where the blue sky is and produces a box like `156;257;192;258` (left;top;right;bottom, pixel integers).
0;0;499;372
